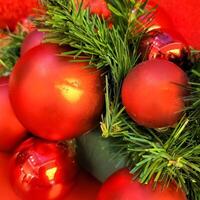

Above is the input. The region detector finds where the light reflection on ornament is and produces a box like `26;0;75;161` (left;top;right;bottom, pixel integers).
46;167;58;181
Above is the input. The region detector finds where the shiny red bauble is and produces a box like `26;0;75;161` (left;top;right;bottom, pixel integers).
20;29;44;55
140;29;190;68
9;44;104;141
0;76;26;152
97;168;187;200
9;137;79;200
121;59;188;128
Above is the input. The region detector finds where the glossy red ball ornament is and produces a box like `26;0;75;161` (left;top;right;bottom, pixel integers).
121;59;188;128
9;137;79;200
9;44;104;141
97;168;187;200
20;29;44;55
140;29;190;68
0;76;27;152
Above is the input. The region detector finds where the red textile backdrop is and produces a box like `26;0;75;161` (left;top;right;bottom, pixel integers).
150;0;200;49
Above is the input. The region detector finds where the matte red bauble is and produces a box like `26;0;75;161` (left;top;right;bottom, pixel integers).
9;137;78;200
97;168;187;200
9;44;104;141
0;77;26;152
20;29;44;55
140;29;190;68
121;59;188;128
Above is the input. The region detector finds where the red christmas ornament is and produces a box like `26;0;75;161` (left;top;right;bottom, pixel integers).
20;29;44;55
148;0;200;49
97;168;187;200
0;0;41;30
140;29;190;68
0;76;27;152
9;137;79;200
121;59;188;128
9;44;104;141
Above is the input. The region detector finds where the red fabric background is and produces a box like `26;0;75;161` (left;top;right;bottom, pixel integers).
150;0;200;49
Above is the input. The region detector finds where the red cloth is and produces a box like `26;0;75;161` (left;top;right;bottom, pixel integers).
150;0;200;49
0;0;40;30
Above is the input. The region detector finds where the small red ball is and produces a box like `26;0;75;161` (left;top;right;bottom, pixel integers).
0;76;26;152
140;29;190;68
9;44;104;141
20;29;44;55
9;137;79;200
121;59;188;128
97;168;187;200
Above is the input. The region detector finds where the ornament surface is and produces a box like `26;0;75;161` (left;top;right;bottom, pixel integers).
9;44;104;141
122;59;188;128
9;138;78;200
97;168;187;200
0;76;26;152
20;29;44;55
140;29;190;68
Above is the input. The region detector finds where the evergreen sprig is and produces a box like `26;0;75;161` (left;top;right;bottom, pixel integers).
0;26;26;75
102;76;200;199
40;0;200;199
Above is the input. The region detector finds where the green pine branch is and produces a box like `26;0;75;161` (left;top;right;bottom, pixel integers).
39;0;200;199
0;26;26;75
101;78;200;199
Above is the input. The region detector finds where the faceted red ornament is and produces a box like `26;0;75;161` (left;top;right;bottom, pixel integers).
9;137;79;200
121;59;188;128
140;29;190;68
97;168;187;200
9;44;104;141
0;76;27;152
20;29;44;55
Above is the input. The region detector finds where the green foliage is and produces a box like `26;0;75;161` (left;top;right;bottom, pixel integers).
0;27;26;75
40;0;200;199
